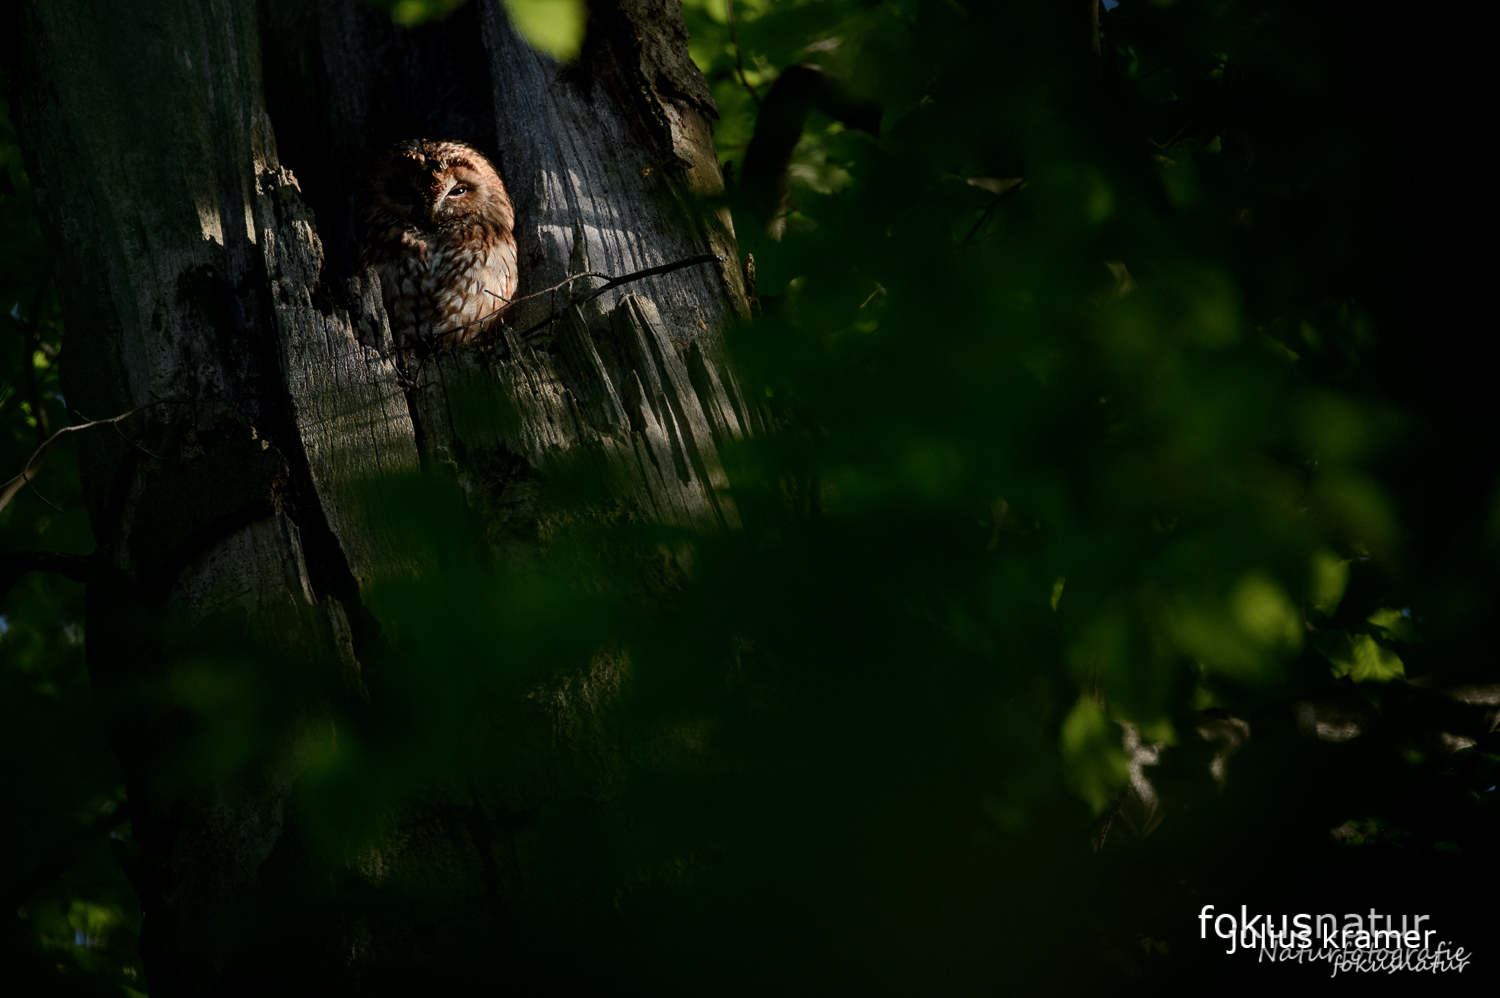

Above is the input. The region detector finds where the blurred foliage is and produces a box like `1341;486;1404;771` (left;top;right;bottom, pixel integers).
361;0;586;60
503;0;586;59
3;0;1496;992
656;0;1497;984
1;103;144;993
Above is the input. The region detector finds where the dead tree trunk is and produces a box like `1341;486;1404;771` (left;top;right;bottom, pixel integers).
13;0;752;991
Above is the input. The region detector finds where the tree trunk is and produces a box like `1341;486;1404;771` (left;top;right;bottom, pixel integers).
13;0;751;990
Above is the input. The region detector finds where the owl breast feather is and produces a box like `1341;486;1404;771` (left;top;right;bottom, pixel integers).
372;221;515;347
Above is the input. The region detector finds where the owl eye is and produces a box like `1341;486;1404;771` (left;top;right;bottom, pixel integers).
448;185;469;198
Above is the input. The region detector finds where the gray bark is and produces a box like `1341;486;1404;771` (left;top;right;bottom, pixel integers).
13;0;751;990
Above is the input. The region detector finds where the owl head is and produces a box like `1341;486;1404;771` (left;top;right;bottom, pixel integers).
360;139;513;231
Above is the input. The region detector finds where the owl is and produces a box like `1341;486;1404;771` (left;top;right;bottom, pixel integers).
356;139;518;349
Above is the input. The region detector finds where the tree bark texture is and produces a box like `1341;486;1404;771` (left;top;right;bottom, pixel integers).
13;0;752;990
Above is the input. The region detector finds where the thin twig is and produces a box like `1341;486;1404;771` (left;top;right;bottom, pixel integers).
963;199;1003;246
109;418;167;462
1150;123;1191;152
484;271;613;309
961;182;1026;246
24;475;63;512
0;404;174;516
414;253;724;354
511;253;724;340
726;0;762;108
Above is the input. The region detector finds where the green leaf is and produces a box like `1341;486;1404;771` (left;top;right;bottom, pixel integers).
1168;574;1302;686
1318;632;1406;683
504;0;586;62
1308;549;1349;617
1060;698;1129;815
1367;607;1422;644
376;0;468;26
1230;573;1302;649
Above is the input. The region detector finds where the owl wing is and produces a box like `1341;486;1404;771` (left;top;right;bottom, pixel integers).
478;232;519;317
362;227;428;347
459;231;517;343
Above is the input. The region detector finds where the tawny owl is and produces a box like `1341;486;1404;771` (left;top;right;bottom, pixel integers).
356;139;518;349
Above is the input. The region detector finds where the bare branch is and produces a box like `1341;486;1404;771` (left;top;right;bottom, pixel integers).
416;253;725;353
0;407;149;516
961;178;1026;246
739;65;881;229
109;415;167;461
511;253;725;341
484;271;613;309
1149;123;1192;152
23;475;64;513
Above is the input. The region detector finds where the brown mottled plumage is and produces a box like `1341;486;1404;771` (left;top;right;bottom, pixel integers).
356;139;517;348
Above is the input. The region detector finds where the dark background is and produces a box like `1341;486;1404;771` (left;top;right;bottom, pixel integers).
2;0;1494;992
